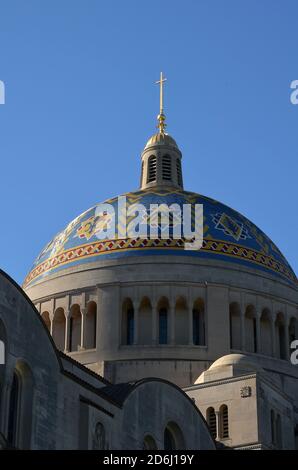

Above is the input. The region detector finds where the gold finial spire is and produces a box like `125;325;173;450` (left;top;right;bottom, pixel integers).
155;71;167;134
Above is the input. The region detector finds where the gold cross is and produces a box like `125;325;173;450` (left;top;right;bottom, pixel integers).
155;71;167;114
155;72;167;134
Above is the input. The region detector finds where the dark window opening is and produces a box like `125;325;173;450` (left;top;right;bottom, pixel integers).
164;428;176;450
126;309;134;345
159;308;168;344
162;155;172;181
147;156;157;183
8;372;20;446
176;159;182;186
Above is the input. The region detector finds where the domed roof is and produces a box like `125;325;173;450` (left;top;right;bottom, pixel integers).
23;188;297;288
209;354;264;372
145;132;178;149
195;353;264;384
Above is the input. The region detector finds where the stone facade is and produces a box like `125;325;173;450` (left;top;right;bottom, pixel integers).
3;124;298;449
184;354;296;449
0;269;215;450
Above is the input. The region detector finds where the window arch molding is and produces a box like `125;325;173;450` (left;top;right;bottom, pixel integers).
7;360;34;449
143;434;158;450
164;421;185;450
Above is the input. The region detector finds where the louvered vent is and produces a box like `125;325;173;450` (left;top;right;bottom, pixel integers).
176;158;182;186
147;156;157;183
162;155;172;181
221;405;229;438
207;408;217;439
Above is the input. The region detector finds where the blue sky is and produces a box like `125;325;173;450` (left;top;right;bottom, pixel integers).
0;0;297;284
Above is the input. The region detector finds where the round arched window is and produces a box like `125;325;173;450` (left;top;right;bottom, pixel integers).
164;422;185;450
143;435;157;450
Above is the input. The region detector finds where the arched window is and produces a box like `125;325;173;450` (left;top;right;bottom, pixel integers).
164;427;176;450
147;156;157;183
69;304;82;352
176;158;182;186
139;297;152;345
143;434;157;450
271;409;276;446
229;303;241;350
41;311;51;332
175;297;188;345
159;308;168;344
162;155;172;181
7;372;19;447
260;309;272;356
164;422;185;450
92;422;105;450
245;305;257;353
193;298;205;346
122;299;134;345
275;313;286;359
52;308;66;350
7;362;33;449
86;302;97;349
219;404;229;439
127;309;134;345
276;414;282;449
206;407;217;439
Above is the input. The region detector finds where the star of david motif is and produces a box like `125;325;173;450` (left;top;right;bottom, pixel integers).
211;212;251;241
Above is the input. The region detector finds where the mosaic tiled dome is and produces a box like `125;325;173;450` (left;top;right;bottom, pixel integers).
23;188;297;288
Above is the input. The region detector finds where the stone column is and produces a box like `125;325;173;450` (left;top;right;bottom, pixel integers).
271;311;277;357
256;312;261;354
49;312;54;336
64;310;70;352
240;296;246;351
152;302;158;345
215;411;220;440
284;315;290;360
188;301;193;346
80;307;86;350
170;300;175;345
133;300;139;346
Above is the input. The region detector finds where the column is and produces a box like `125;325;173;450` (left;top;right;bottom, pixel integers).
271;312;276;357
215;411;220;440
284;315;290;360
49;312;54;336
80;307;86;350
152;302;158;345
240;296;246;351
170;300;175;345
256;313;261;354
188;301;193;346
64;310;70;352
133;300;139;346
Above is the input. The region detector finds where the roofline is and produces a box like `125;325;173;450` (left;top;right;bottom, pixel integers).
0;268;111;388
118;376;217;447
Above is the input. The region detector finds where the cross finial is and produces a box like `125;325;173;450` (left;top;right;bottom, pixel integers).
155;72;167;134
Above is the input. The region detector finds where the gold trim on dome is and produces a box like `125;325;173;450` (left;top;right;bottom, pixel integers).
144;132;178;149
23;235;297;288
